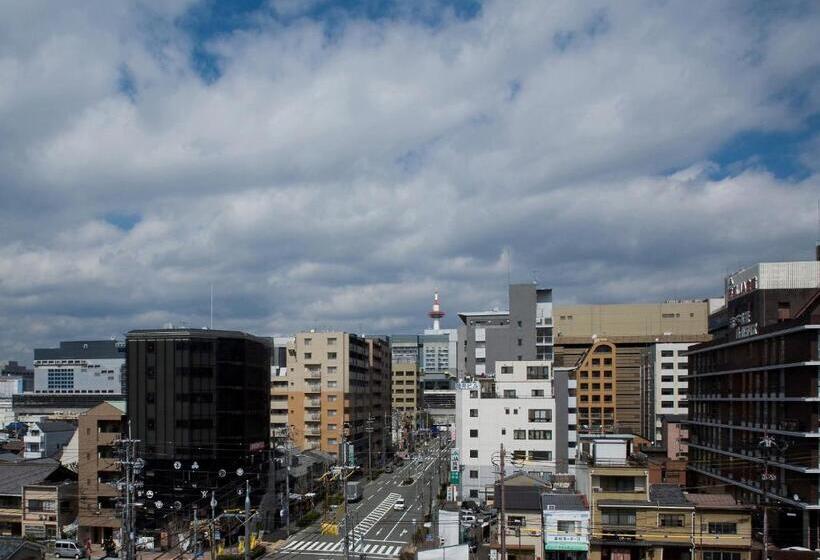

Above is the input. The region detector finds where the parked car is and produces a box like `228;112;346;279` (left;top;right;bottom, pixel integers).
54;541;85;559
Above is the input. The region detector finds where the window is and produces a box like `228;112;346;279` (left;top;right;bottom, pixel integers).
470;409;479;417
557;520;576;533
707;522;737;535
504;390;516;398
601;509;636;527
470;429;478;438
661;350;674;357
662;388;674;395
328;395;338;402
328;352;337;359
517;339;522;346
328;366;337;374
678;362;688;370
505;408;510;415
304;353;312;359
328;381;338;388
328;337;337;345
661;400;674;408
531;389;544;397
703;553;741;560
469;470;478;479
328;410;338;417
469;490;479;498
661;362;674;369
517;321;522;327
528;409;552;423
530;450;552;460
470;390;478;398
528;430;552;440
513;430;526;440
661;375;674;382
659;514;684;527
501;428;506;435
501;366;513;374
600;477;635;492
304;338;312;346
469;450;478;458
508;515;526;527
328;424;337;431
328;438;337;445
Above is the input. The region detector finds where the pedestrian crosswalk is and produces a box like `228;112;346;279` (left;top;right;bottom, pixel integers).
348;493;403;546
279;539;402;557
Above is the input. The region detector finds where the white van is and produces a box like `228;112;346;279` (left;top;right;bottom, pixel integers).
54;540;85;559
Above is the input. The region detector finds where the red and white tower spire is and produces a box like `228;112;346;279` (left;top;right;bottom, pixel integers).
428;290;445;331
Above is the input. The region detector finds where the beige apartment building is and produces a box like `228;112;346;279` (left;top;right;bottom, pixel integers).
271;332;391;468
554;301;712;437
77;401;124;544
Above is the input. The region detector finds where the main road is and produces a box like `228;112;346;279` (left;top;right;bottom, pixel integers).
268;439;451;560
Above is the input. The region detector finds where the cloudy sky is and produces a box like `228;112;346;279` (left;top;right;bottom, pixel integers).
1;0;819;364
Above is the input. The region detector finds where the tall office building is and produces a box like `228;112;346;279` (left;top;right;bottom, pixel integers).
275;332;391;466
390;335;423;447
32;340;125;395
421;293;460;431
459;284;554;376
554;302;711;437
687;255;820;548
641;342;695;442
126;328;271;530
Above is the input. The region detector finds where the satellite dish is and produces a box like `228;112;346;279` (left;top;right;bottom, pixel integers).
173;461;182;470
236;468;244;476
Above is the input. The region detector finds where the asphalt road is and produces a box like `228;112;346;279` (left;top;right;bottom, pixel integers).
268;440;451;560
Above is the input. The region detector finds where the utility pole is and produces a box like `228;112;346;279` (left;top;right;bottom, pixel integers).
244;479;251;560
192;506;199;559
120;421;140;560
760;431;776;560
342;423;350;560
499;443;506;560
366;417;374;480
209;491;217;560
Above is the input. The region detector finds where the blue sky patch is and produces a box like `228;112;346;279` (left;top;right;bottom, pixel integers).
104;212;142;231
709;113;820;180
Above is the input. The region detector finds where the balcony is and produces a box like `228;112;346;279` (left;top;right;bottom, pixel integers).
536;336;553;345
536;317;552;326
98;458;120;472
97;432;120;446
304;428;321;437
305;371;321;379
305;413;321;422
305;398;321;408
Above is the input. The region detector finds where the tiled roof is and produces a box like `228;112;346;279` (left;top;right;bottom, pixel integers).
0;458;61;496
685;493;738;507
649;484;689;506
495;485;543;512
33;421;75;433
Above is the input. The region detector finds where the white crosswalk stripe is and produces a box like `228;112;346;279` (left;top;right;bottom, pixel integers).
280;539;400;557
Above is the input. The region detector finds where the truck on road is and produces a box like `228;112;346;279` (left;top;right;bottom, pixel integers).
346;480;362;502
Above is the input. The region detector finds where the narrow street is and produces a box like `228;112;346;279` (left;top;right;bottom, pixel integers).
268;440;449;560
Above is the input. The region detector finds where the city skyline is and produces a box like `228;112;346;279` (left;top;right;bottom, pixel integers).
1;0;819;364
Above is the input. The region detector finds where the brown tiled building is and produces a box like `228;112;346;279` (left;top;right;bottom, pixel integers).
274;332;391;466
687;257;820;548
77;401;124;544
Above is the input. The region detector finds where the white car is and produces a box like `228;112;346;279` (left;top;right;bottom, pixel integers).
393;498;405;511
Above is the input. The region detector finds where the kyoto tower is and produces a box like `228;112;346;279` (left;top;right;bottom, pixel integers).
428;291;445;331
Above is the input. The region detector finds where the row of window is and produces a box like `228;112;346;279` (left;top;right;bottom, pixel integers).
466;449;553;461
304;352;338;360
303;337;337;346
661;362;689;369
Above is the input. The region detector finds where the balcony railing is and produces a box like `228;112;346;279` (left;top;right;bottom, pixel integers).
305;413;321;422
305;399;321;408
536;336;553;345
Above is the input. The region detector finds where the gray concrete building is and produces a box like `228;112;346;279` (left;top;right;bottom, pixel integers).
33;341;125;395
458;283;553;376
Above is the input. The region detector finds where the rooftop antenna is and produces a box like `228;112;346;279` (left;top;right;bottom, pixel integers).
210;283;213;329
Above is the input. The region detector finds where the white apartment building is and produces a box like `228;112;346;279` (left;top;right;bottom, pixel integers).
455;360;575;501
645;342;692;442
23;420;76;459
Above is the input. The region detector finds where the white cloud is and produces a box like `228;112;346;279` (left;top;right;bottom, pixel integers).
0;0;818;362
